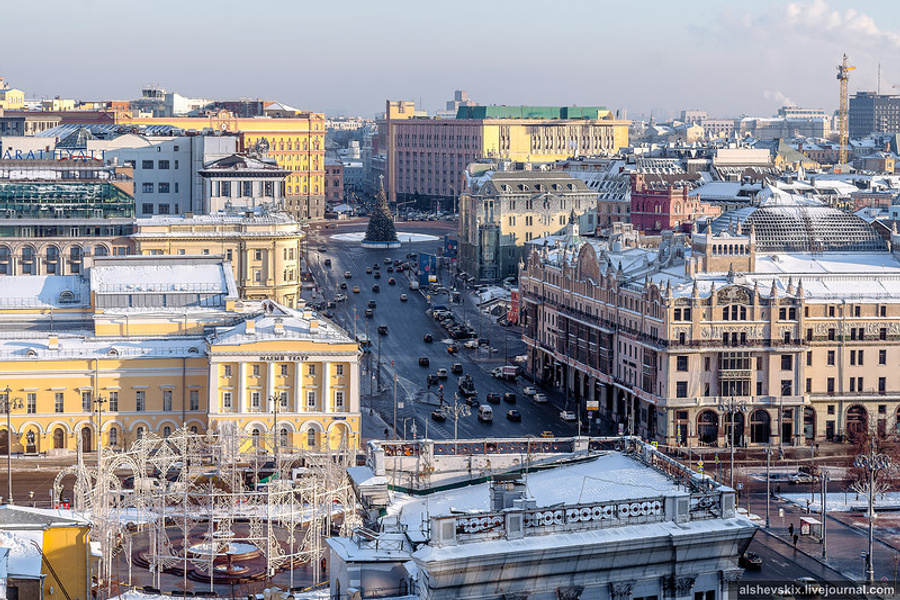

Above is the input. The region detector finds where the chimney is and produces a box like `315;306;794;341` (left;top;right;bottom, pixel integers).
245;320;256;335
48;335;59;350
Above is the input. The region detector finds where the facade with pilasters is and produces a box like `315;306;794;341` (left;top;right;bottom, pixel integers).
0;255;360;457
519;187;900;448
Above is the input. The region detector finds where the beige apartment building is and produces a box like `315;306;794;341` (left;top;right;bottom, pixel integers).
520;188;900;448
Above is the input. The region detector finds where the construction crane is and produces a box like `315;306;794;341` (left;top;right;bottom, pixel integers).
837;54;856;165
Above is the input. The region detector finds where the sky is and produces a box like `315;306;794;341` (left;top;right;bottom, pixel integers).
4;0;900;120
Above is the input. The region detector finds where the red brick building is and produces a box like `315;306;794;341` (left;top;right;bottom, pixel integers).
629;173;720;234
324;159;344;205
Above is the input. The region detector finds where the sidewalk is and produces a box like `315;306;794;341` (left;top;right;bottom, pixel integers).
747;490;900;583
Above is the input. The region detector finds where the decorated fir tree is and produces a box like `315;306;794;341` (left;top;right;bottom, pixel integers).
364;178;399;243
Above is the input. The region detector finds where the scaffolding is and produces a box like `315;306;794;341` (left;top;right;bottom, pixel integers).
53;426;360;596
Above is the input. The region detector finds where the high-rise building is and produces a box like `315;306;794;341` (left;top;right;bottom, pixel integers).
849;92;900;139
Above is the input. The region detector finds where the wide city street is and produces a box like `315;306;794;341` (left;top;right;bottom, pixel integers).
304;219;580;441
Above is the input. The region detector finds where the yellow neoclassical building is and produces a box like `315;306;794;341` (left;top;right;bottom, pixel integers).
132;209;305;307
0;255;360;456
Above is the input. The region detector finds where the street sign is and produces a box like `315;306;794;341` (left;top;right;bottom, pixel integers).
587;411;593;419
698;466;704;473
618;424;624;436
586;401;599;410
736;483;744;490
715;455;720;464
650;441;658;448
398;402;404;409
697;460;704;468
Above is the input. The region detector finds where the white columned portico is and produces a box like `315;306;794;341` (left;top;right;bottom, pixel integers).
238;361;247;413
294;360;304;412
323;361;331;413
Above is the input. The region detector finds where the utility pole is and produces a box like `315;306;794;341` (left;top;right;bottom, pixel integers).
392;369;398;439
765;445;772;528
821;470;828;560
718;397;744;490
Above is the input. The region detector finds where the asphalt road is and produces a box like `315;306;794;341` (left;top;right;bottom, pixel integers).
304;221;579;441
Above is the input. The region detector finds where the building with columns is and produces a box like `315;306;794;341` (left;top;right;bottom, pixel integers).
519;187;900;448
0;255;360;455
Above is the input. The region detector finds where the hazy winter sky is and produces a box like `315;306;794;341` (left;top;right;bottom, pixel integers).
5;0;900;120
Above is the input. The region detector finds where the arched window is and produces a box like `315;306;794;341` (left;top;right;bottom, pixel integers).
163;426;171;438
53;427;66;449
252;428;261;448
136;426;144;440
69;246;83;274
46;246;60;274
190;426;198;434
279;427;289;447
307;428;317;448
21;246;36;275
0;246;10;275
109;427;118;447
94;245;109;257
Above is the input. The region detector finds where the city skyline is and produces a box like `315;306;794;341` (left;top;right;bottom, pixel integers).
4;0;900;119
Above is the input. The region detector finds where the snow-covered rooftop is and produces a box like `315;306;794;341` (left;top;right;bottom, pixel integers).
0;275;89;309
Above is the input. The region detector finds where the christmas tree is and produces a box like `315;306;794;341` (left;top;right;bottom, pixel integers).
364;178;398;242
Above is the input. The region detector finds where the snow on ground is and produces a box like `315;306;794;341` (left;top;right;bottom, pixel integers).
330;231;439;243
781;491;900;513
0;529;43;577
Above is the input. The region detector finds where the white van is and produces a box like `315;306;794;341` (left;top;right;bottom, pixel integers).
477;405;493;423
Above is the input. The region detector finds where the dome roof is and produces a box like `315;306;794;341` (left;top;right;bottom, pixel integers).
708;187;887;253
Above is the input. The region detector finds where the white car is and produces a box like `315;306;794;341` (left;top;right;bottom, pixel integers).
464;339;479;349
559;411;576;422
523;386;537;396
533;393;548;403
436;368;448;378
334;294;347;302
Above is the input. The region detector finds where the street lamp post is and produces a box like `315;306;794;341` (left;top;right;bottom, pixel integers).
718;397;745;490
441;393;471;441
821;470;828;560
765;445;773;528
392;371;398;439
2;386;24;504
269;393;281;469
854;437;891;583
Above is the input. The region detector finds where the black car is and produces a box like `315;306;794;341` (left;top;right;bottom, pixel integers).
323;309;335;318
423;334;433;343
506;410;522;422
373;263;380;270
318;246;327;252
739;552;763;570
503;392;517;403
324;258;332;266
387;266;394;273
465;396;480;408
340;282;347;289
388;278;396;285
486;393;501;404
377;325;388;335
374;271;382;279
450;363;463;375
366;267;373;274
419;356;430;367
372;284;380;293
368;300;377;308
365;308;374;318
431;410;446;422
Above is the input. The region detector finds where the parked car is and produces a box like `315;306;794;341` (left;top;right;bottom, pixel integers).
447;345;459;355
400;293;408;302
431;410;446;422
436;368;448;378
739;552;763;570
377;325;388;335
486;392;502;404
423;333;433;343
533;393;548;403
559;410;577;422
506;410;522;422
344;271;352;278
418;357;430;367
450;363;463;375
503;393;517;403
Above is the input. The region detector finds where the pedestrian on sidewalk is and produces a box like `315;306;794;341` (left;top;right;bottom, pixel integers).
788;523;794;536
793;533;798;548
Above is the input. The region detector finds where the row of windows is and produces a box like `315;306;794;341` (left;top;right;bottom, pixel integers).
140;159;178;170
141;182;178;194
17;390;201;414
141;203;180;215
222;363;344;377
221;390;344;409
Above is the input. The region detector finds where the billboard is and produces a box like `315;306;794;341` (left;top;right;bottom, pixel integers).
444;235;458;258
418;253;438;286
